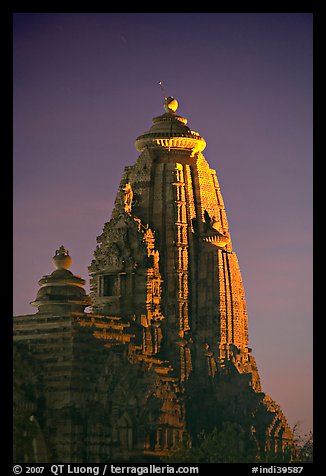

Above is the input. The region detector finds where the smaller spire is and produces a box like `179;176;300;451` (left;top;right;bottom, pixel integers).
31;246;89;314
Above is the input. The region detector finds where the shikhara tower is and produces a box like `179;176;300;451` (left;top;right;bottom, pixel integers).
89;96;257;385
13;97;293;462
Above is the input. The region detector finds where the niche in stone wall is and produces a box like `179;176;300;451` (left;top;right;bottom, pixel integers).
113;412;133;450
102;275;119;296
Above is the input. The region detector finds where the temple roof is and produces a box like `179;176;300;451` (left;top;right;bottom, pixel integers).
135;96;206;153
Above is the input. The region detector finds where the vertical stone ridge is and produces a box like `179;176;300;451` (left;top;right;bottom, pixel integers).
217;249;227;359
173;163;191;381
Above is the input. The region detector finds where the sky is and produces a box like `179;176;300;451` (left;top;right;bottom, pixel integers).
13;13;313;437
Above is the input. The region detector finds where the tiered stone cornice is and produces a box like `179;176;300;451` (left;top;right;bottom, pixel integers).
135;98;206;153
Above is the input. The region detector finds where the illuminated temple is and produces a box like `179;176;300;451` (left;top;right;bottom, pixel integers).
13;97;293;462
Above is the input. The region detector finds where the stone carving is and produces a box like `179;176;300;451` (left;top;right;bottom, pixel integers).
123;182;133;214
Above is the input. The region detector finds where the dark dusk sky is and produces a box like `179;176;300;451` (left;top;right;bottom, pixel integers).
13;13;313;436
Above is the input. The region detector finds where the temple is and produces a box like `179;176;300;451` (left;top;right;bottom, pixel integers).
13;97;293;462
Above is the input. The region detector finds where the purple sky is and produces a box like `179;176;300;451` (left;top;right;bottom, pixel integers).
13;13;313;436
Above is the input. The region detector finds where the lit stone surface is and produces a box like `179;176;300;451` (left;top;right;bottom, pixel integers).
13;99;293;463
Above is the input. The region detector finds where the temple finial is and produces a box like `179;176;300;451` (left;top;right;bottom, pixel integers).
158;81;178;113
53;245;72;269
164;96;178;113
